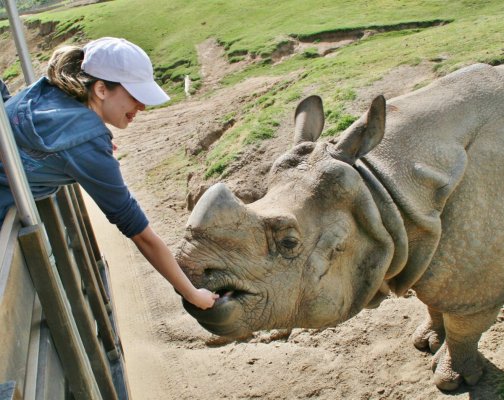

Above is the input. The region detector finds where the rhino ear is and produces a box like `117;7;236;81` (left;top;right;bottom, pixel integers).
293;95;325;145
332;95;386;164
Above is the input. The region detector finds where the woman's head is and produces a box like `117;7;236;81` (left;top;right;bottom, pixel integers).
46;45;109;102
47;37;170;128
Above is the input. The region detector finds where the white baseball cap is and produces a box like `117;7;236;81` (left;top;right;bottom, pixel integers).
82;37;170;106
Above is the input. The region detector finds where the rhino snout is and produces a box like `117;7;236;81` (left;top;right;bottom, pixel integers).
181;281;256;338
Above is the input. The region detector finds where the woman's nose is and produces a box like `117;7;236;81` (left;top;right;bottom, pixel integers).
137;102;146;111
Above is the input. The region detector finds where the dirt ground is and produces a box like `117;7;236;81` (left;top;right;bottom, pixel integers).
2;27;503;400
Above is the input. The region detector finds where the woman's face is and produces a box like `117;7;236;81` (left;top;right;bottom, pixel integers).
89;82;145;129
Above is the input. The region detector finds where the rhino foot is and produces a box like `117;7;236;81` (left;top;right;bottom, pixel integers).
430;306;500;391
412;307;445;353
431;342;483;391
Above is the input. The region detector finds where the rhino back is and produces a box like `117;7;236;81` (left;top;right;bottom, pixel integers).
364;63;504;301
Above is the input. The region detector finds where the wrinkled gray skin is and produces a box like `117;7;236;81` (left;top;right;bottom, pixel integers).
176;64;504;391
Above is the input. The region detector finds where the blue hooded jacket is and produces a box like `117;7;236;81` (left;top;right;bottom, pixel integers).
0;77;148;237
0;79;10;102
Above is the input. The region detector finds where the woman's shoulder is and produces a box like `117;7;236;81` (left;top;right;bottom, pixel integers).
8;77;111;153
8;77;89;116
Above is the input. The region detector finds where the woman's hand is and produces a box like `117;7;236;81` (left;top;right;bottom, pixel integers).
186;288;219;310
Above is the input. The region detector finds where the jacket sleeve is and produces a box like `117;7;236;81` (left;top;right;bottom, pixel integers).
63;134;149;238
0;79;10;102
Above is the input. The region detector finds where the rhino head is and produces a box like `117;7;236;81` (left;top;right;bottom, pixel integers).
177;95;401;338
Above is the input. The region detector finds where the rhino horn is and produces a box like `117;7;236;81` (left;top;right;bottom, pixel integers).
293;95;325;145
187;183;248;231
332;95;386;164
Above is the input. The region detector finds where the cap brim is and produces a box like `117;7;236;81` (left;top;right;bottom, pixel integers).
122;80;170;106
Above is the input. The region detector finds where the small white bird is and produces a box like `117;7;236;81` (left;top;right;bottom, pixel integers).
184;75;191;97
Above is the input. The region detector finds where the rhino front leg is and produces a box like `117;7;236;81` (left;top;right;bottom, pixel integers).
413;306;445;353
431;306;500;391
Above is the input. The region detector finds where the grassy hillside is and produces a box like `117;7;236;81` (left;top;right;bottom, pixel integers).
2;0;502;96
2;0;500;178
1;0;503;181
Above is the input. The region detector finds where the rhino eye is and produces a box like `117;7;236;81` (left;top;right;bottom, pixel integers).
275;229;301;258
281;237;298;249
266;217;302;258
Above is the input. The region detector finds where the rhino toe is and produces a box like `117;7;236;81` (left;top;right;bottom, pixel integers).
433;370;463;391
412;322;444;353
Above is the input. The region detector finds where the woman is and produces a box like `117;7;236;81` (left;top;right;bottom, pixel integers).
0;37;218;309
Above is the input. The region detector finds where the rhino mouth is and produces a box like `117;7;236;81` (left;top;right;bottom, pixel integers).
214;287;250;301
182;285;255;337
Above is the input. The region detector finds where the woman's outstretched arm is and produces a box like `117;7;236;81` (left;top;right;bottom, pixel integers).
131;225;218;309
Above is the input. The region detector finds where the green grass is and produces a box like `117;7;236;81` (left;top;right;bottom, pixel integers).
322;107;359;137
204;153;237;179
245;116;280;145
12;0;501;98
2;61;21;80
3;0;504;180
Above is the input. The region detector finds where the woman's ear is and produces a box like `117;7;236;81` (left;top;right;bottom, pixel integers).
91;80;107;101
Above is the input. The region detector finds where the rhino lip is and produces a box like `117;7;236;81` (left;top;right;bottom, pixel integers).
182;286;254;337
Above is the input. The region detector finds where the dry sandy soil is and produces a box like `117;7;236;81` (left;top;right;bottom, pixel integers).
2;27;503;400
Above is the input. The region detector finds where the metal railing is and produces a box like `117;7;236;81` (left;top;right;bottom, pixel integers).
0;3;130;399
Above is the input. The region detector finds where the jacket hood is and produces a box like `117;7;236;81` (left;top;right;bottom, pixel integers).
6;77;111;152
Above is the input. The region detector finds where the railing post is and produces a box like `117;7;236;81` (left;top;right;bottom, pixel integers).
72;184;102;263
68;185;111;307
56;188;119;358
4;0;36;85
37;196;119;400
0;97;40;228
18;224;102;400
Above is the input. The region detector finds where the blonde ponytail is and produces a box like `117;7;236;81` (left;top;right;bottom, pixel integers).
46;45;95;102
47;44;121;103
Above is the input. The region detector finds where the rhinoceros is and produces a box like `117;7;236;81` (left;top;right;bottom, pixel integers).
176;63;504;391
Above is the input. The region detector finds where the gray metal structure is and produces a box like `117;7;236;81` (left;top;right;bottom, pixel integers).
1;0;37;227
0;96;41;227
4;0;36;85
0;3;131;400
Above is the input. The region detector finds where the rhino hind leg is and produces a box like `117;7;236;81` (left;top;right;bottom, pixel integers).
413;307;445;353
430;306;500;391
